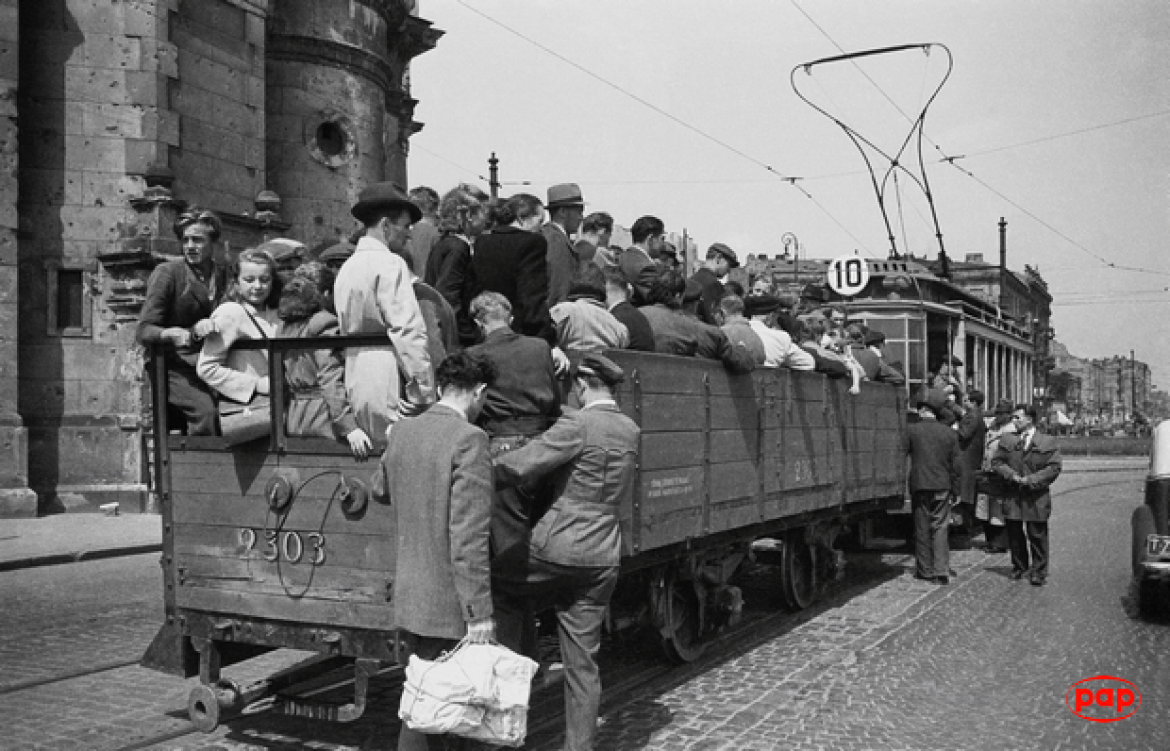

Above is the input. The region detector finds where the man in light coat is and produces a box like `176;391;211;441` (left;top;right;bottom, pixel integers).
492;353;640;751
334;183;434;446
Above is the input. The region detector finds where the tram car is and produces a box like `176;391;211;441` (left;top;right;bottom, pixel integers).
141;338;908;730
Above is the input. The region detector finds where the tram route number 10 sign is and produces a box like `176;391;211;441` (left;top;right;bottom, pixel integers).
827;255;870;297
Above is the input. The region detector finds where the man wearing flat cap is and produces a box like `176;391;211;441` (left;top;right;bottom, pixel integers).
492;352;640;751
688;242;739;325
905;389;962;584
543;183;586;308
334;182;433;446
256;238;307;282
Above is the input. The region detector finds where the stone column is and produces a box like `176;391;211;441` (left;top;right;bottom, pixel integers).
0;0;36;516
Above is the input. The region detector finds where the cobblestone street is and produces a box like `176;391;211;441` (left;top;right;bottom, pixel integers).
0;462;1163;750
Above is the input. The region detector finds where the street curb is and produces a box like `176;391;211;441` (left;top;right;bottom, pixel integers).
0;543;163;573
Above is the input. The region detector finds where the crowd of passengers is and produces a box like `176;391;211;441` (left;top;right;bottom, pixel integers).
136;181;907;455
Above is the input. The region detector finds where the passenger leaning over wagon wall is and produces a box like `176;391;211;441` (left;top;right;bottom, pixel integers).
715;293;766;367
274;262;372;460
196;247;281;407
136;207;229;435
639;268;755;373
334;183;434;448
550;264;630;358
743;294;815;371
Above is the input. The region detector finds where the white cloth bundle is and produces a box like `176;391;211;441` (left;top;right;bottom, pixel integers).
399;640;539;747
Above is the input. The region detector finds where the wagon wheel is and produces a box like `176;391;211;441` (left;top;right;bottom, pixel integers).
780;533;817;610
656;570;706;663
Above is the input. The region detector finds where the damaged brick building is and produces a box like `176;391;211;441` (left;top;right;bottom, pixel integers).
0;0;441;515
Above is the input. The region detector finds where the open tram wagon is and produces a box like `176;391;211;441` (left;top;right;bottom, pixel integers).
141;338;908;730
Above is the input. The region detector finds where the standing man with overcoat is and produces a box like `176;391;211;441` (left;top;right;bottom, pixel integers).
991;403;1063;585
904;389;962;584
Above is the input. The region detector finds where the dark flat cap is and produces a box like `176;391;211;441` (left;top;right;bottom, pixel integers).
744;294;781;317
577;353;624;386
351;182;422;225
950;355;964;367
864;330;887;347
256;238;307;267
318;240;355;265
708;242;740;268
916;386;948;412
567;280;605;302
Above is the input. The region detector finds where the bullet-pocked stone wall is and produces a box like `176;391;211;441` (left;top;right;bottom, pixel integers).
266;0;407;251
15;0;185;510
169;0;266;218
0;0;35;516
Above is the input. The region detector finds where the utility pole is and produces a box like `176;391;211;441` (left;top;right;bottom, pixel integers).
488;152;500;201
1131;349;1137;423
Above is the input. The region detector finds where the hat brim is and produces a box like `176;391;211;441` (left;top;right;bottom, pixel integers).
712;249;739;268
351;198;423;225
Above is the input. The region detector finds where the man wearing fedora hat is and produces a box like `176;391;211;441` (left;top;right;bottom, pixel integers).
543;183;586;308
334;182;433;446
689;242;738;325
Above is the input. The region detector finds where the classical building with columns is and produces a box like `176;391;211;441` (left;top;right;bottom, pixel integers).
1;0;440;516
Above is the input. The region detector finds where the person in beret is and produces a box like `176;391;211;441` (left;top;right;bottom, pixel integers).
542;183;586;308
905;392;962;584
334;182;433;447
491;352;640;751
851;329;906;385
688;242;739;325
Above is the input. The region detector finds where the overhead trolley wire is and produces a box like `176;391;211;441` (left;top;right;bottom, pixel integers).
451;0;877;255
790;0;1170;279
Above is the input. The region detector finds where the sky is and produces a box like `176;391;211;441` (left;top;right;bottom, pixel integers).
409;0;1170;387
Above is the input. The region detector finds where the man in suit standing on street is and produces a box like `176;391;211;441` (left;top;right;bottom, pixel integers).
991;403;1063;585
492;354;640;751
379;351;497;750
543;183;586;308
904;389;962;584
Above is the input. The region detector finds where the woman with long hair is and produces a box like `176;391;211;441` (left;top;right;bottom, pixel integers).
424;184;490;345
196;248;282;407
276;262;372;459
